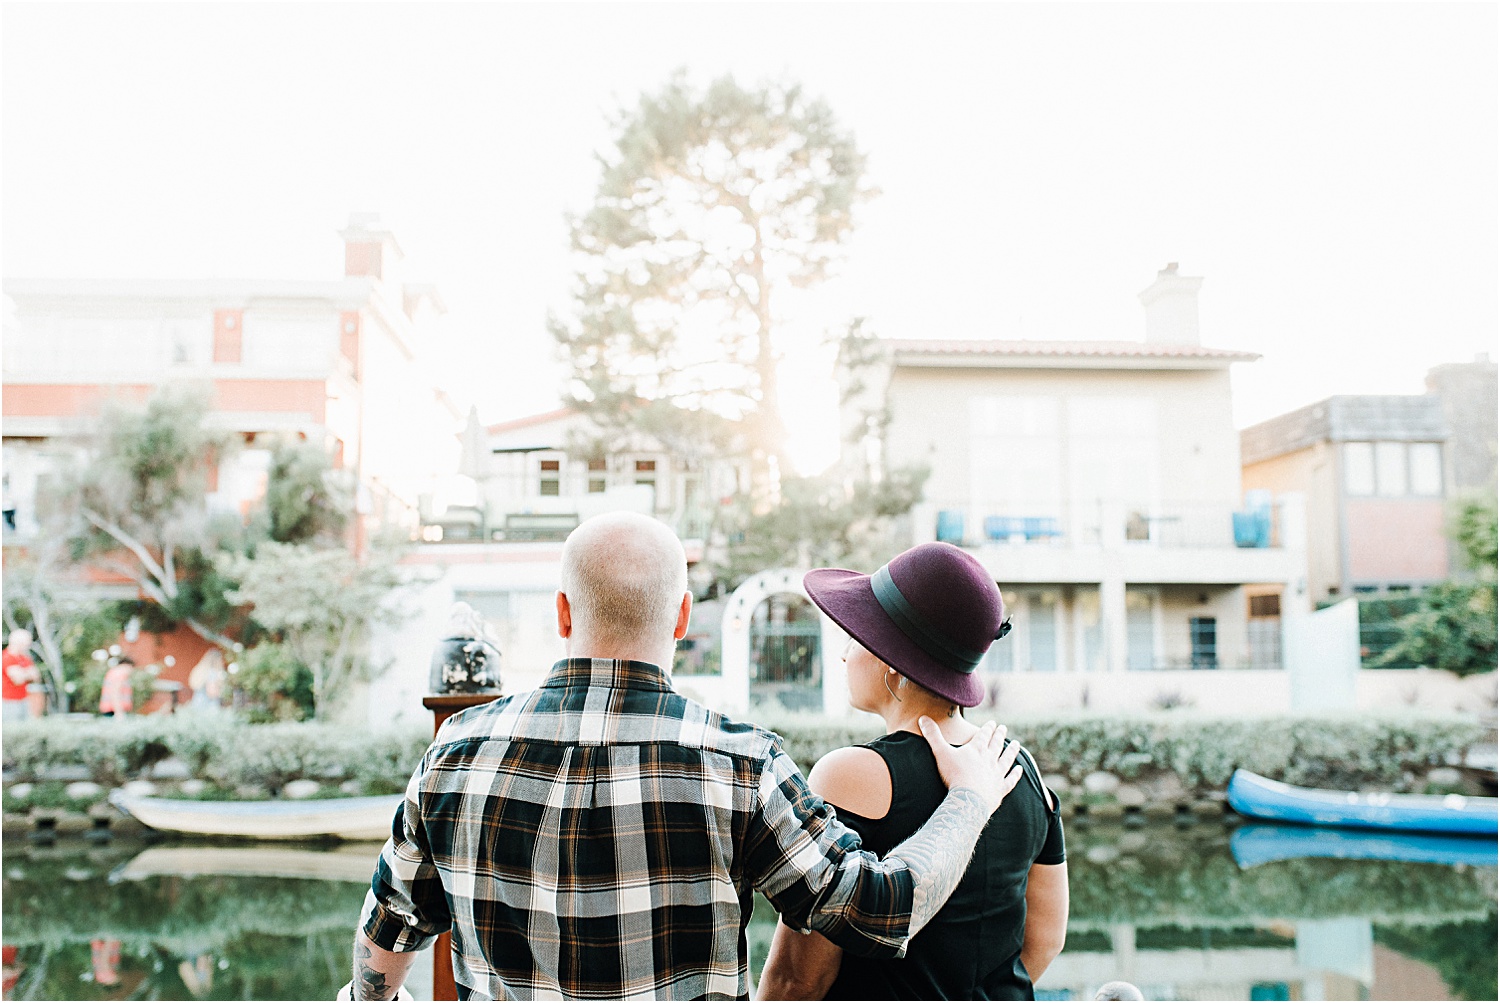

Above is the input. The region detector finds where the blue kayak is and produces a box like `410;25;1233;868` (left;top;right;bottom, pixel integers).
1231;822;1499;868
1226;769;1498;835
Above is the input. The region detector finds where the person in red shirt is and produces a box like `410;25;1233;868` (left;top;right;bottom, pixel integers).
2;629;37;723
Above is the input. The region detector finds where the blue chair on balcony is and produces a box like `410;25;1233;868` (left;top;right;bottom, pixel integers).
936;509;965;545
1232;494;1272;548
1024;517;1062;541
984;516;1023;541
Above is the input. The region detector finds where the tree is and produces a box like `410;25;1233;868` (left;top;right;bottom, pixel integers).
221;542;407;719
55;387;243;648
1383;493;1499;676
255;436;352;545
717;318;928;585
721;466;929;587
3;537;69;711
551;71;877;487
1450;491;1498;577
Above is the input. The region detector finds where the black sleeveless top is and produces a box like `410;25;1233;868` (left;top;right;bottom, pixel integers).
825;732;1066;1001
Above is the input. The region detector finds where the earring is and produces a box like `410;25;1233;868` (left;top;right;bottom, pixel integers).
884;670;904;703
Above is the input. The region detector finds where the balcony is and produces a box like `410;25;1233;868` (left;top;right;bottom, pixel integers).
916;496;1301;586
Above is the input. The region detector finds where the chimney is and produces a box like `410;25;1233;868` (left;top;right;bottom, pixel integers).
340;212;404;282
1138;262;1203;345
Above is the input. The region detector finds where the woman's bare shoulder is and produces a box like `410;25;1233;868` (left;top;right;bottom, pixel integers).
807;745;893;819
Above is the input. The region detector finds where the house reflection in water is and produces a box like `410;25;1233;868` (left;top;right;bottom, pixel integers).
1037;916;1373;1001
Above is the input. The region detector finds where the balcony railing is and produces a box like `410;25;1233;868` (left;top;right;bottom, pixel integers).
927;498;1284;550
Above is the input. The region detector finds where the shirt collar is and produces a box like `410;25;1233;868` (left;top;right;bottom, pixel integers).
540;657;673;694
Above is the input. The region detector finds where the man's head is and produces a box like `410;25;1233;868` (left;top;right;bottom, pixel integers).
558;512;690;663
7;629;31;653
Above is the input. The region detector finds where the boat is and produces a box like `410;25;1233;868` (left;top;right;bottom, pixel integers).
109;791;402;841
1231;822;1499;869
1227;769;1499;835
112;844;381;883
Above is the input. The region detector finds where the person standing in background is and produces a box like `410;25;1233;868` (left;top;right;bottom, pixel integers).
100;657;135;717
2;629;37;722
188;649;228;711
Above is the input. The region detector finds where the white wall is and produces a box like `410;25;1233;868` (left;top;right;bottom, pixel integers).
359;313;459;521
363;546;569;731
887;366;1243;519
983;666;1494;715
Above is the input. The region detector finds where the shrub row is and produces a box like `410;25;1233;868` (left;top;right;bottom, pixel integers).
747;711;1486;793
1;716;430;793
1004;712;1487;791
2;711;1485;796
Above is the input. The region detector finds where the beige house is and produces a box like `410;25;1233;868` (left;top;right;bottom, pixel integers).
1241;394;1450;603
838;265;1303;691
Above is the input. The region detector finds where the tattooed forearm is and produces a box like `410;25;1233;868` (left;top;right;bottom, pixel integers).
351;933;408;1002
886;786;989;935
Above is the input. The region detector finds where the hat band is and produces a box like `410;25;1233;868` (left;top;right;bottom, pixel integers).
871;564;987;675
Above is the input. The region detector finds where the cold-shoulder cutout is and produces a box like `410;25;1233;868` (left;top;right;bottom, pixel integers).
807;745;893;820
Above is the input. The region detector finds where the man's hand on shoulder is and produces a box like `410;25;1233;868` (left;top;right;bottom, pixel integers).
919;718;1023;815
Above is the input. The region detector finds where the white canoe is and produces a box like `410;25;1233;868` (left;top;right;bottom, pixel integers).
109;791;402;841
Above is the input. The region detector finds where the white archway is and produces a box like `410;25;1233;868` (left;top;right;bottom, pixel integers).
719;569;850;717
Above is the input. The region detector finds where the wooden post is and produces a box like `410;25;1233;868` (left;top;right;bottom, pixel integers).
423;693;500;1001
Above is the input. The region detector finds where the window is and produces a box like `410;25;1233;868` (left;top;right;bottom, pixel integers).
1343;443;1375;495
1375;442;1406;496
1409;443;1442;496
1126;590;1156;670
586;457;607;493
1189;617;1217;669
1249;594;1281;617
539;458;560;497
1027;592;1058;673
633;458;658;508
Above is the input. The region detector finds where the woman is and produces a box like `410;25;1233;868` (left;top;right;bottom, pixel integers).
757;542;1068;1000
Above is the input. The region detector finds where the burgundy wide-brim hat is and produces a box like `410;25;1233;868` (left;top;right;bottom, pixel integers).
804;542;1007;708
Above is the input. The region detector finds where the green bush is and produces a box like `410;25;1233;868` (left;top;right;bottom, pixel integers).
233;642;316;722
1;711;1485;797
761;712;1484;793
1;717;429;791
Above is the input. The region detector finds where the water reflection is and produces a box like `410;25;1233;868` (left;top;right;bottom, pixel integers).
2;823;1495;1001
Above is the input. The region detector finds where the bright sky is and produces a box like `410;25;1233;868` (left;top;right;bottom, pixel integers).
3;3;1495;475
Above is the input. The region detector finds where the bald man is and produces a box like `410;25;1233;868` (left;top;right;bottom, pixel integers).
351;512;1025;1001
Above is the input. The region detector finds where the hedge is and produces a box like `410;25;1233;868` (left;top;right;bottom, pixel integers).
1;711;1486;795
1;716;430;793
760;711;1487;792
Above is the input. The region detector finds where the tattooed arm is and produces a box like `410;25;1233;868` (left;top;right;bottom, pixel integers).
345;930;417;1001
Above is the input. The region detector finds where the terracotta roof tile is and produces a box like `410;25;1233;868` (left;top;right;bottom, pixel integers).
485;407;576;435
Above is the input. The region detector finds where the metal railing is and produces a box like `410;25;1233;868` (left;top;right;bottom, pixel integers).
925;498;1284;550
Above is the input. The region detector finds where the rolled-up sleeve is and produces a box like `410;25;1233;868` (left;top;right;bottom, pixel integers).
361;756;451;952
742;740;914;959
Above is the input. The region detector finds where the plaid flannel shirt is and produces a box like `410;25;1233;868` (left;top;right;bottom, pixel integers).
361;658;915;1000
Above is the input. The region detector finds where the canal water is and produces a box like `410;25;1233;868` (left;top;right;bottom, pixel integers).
2;822;1494;1001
